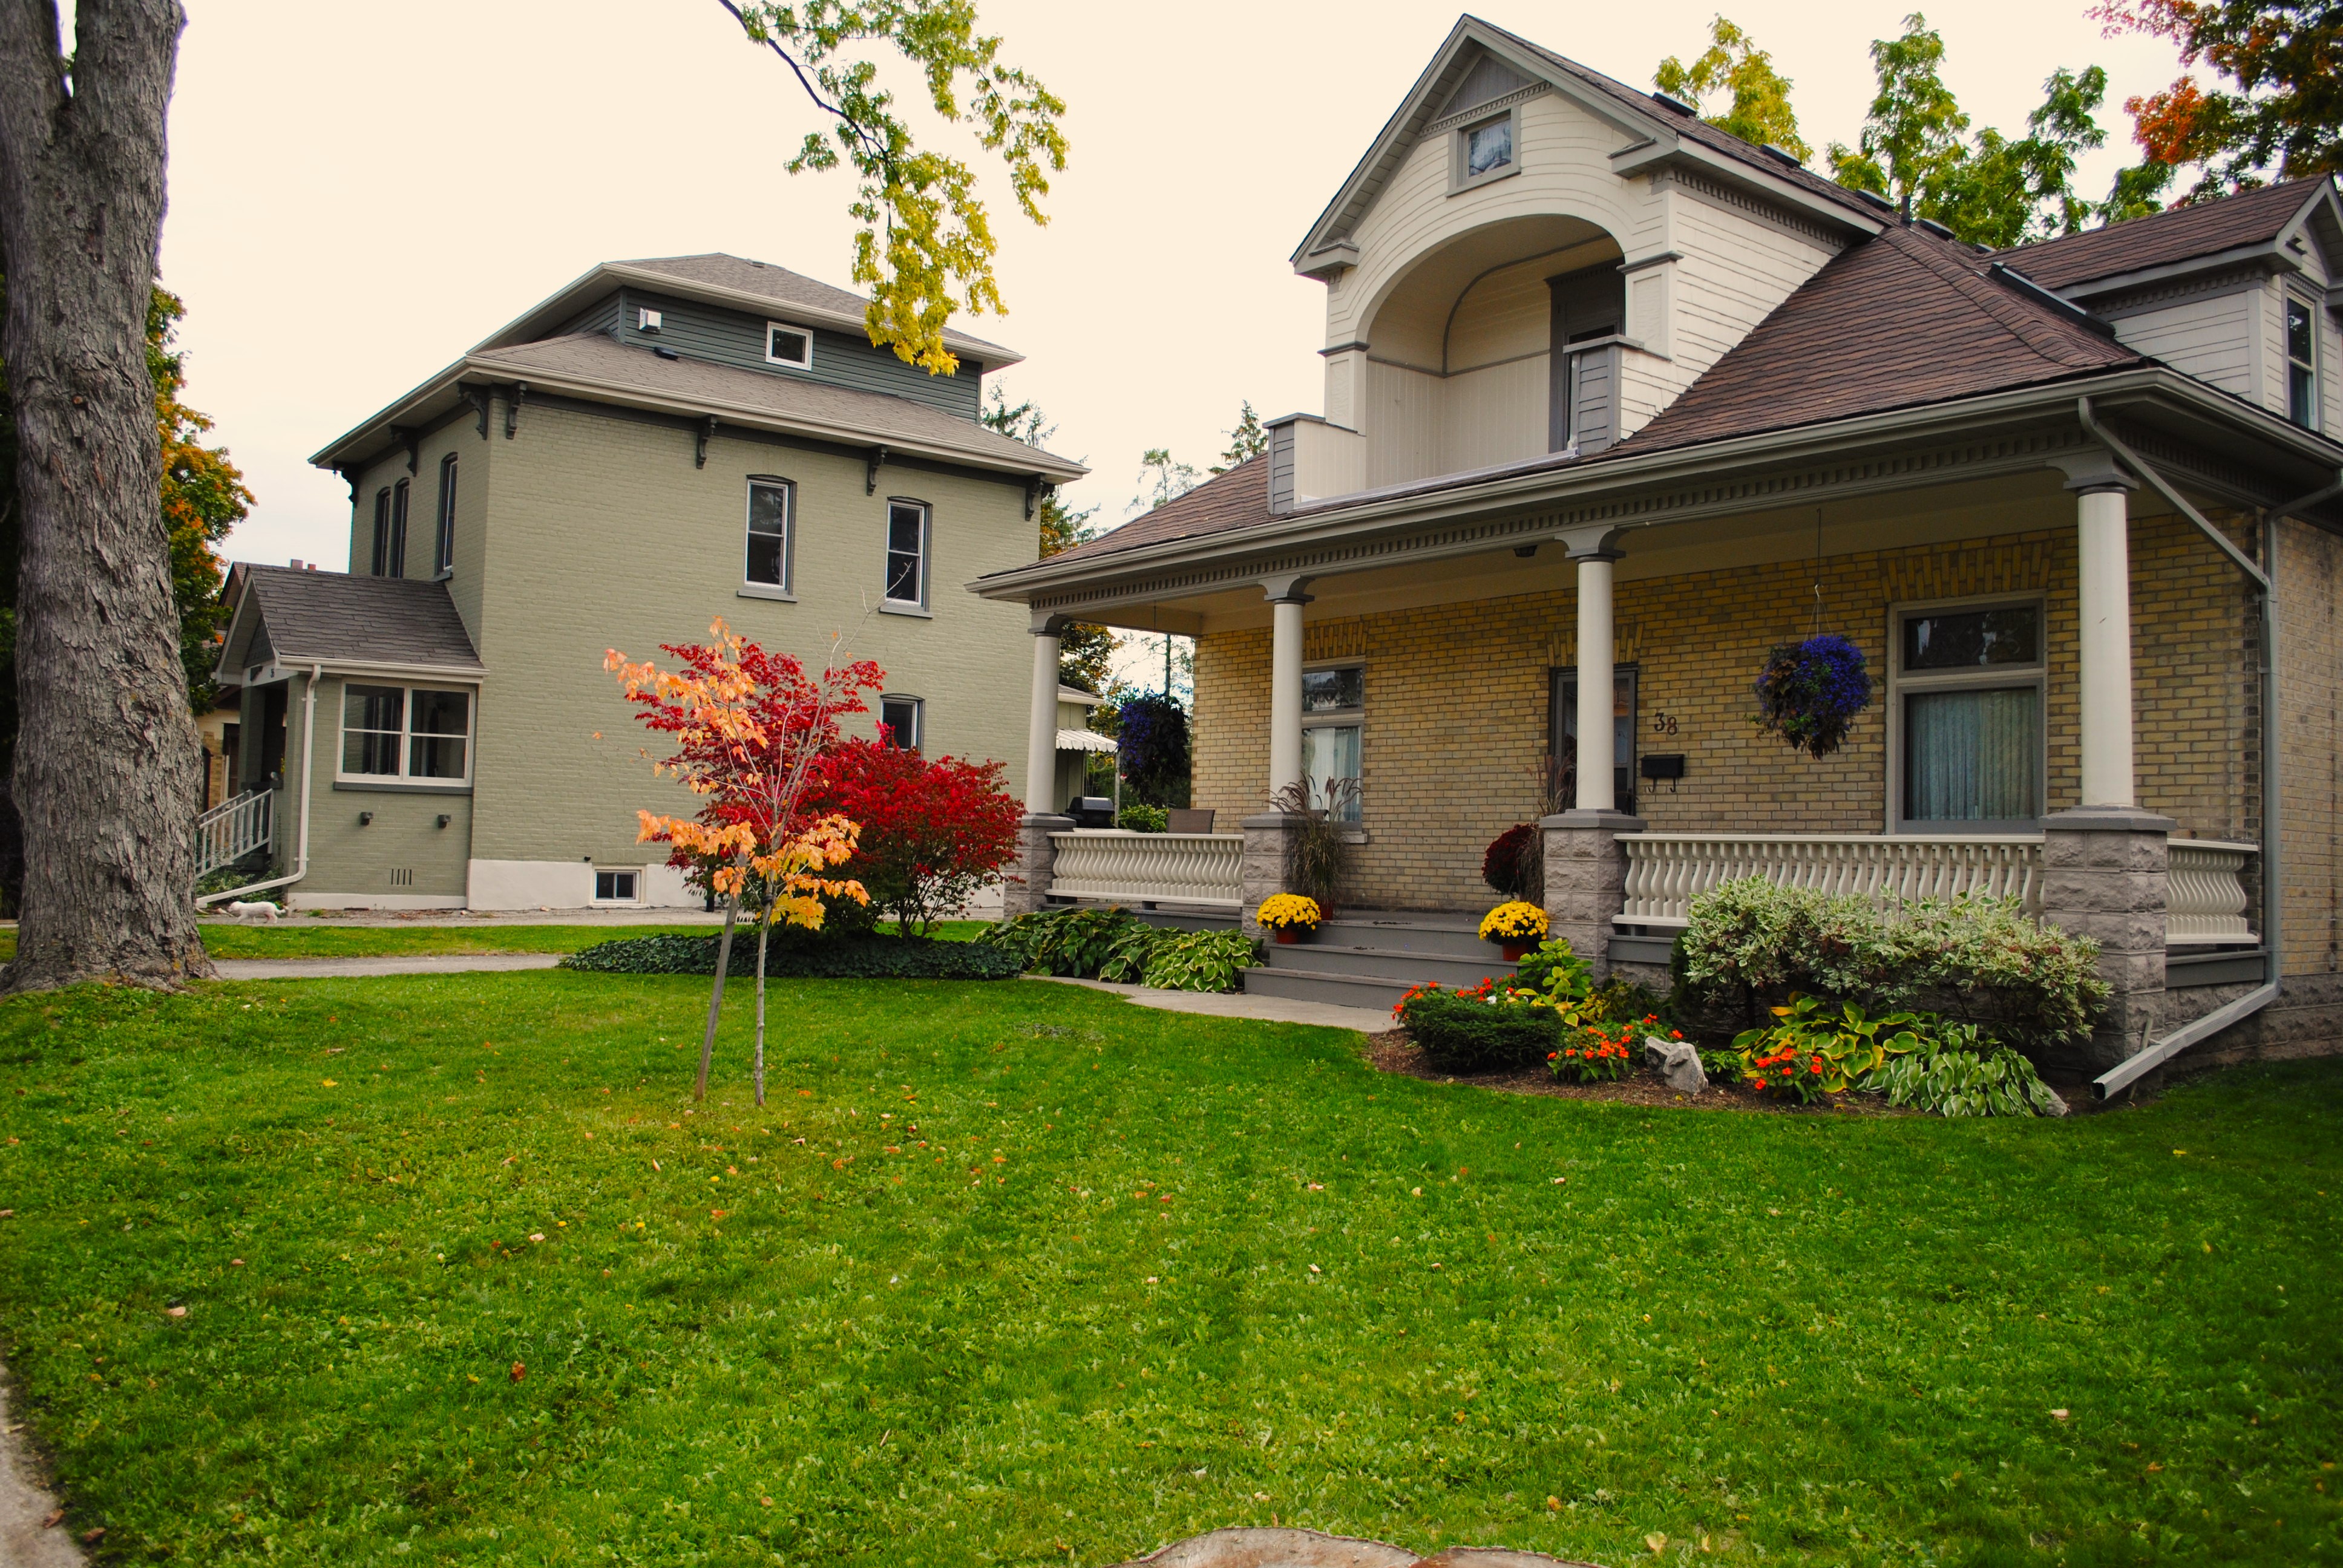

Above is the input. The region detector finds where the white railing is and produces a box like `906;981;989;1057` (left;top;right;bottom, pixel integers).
2166;839;2258;944
1046;830;1244;909
1619;833;2045;928
195;788;273;878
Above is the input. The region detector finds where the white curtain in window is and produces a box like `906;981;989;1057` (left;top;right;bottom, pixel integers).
1301;725;1362;823
1906;688;2039;820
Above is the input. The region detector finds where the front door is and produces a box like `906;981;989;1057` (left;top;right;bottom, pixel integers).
1550;664;1636;817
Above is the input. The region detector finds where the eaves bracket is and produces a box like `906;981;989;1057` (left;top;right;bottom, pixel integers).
866;445;890;495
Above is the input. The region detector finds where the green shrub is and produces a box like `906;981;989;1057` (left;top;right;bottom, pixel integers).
1675;880;2107;1054
975;908;1258;993
1395;982;1562;1071
1116;803;1168;833
560;933;1021;980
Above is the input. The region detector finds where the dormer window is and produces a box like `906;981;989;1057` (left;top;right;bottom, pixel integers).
765;322;813;370
1453;109;1516;192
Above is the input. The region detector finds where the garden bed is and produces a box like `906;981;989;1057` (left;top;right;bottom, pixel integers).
1366;1028;2094;1114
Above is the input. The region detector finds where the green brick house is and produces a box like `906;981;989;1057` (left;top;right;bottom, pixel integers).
203;255;1084;911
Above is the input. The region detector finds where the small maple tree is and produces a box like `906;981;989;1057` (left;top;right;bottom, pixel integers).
606;619;883;1102
815;738;1022;937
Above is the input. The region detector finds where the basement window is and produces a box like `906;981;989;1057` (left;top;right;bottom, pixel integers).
593;869;642;904
765;322;813;369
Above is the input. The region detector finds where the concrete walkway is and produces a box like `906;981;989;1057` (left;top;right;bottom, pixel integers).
0;1367;80;1566
1037;975;1391;1033
208;953;564;981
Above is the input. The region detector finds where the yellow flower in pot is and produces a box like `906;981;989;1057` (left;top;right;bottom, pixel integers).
1256;893;1323;944
1478;901;1549;961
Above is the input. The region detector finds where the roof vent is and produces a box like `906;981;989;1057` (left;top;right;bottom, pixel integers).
653;345;680;361
637;307;662;333
1760;143;1803;168
1915;217;1956;240
1653;91;1698;116
1853;188;1895;214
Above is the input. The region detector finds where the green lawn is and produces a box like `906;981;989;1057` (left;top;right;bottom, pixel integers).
0;919;989;962
0;973;2334;1566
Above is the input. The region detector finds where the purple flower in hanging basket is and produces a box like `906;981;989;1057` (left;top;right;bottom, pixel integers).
1752;634;1872;759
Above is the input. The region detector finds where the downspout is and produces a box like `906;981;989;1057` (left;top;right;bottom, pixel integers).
2078;396;2343;1095
195;665;320;910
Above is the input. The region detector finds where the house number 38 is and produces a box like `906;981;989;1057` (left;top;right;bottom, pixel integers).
1650;712;1680;736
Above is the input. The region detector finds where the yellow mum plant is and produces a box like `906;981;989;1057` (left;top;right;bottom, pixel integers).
1256;893;1323;932
1478;901;1549;942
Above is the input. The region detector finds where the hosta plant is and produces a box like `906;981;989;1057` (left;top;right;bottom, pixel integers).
1870;1028;2067;1117
1731;994;1927;1095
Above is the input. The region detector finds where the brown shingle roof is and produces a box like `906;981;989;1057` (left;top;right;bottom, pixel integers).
1995;180;2328;289
1045;459;1272;566
615;253;1014;359
234;567;485;673
1617;223;2145;456
468;333;1081;479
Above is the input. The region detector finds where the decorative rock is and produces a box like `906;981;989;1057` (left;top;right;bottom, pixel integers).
1107;1529;1598;1567
1643;1036;1707;1094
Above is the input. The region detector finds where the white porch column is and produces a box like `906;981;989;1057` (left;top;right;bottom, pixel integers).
1572;549;1620;812
1024;624;1061;812
2073;477;2139;808
1266;579;1311;799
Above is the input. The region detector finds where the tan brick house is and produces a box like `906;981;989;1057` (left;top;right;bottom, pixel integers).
971;16;2343;1093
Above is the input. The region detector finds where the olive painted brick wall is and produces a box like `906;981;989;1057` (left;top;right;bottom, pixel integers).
2277;517;2343;978
1194;508;2280;935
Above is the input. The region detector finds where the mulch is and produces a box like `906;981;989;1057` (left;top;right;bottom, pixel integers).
1362;1030;2097;1116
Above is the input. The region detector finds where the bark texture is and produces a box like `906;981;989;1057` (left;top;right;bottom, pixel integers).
0;0;210;990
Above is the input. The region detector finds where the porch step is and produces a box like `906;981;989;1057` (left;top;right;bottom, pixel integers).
1312;909;1495;960
1262;941;1516;988
1241;965;1420;1013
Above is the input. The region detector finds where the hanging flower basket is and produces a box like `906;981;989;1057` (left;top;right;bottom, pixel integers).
1751;634;1873;759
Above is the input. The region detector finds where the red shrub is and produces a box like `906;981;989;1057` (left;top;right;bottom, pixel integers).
815;739;1023;936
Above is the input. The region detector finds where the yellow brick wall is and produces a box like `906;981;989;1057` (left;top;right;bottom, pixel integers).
1192;510;2262;915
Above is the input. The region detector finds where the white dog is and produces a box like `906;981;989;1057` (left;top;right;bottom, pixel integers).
224;900;282;924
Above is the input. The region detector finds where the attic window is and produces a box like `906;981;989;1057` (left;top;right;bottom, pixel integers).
765;322;813;369
1461;113;1513;183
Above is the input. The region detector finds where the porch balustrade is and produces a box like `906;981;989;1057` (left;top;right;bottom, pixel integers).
195;788;274;880
2164;840;2258;944
1044;830;1245;909
1618;832;2046;927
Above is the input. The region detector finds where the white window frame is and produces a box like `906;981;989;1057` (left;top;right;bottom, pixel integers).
433;452;457;577
741;475;796;597
591;867;644;906
879;694;924;752
2284;290;2319;431
335;683;476;786
1299;661;1365;823
1885;595;2048;835
882;497;932;610
764;320;814;370
1450;106;1519;194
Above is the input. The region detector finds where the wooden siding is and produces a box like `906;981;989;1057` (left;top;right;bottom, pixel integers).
2112;289;2258;399
603;287;984;420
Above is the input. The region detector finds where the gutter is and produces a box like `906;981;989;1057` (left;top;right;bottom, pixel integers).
2082;396;2343;1095
196;665;319;912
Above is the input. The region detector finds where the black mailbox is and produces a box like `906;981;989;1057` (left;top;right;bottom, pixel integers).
1640;754;1686;781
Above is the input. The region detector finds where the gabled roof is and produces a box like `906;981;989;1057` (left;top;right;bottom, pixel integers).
475;253;1020;366
1031;221;2153;571
464;333;1081;478
217;566;485;679
1996;178;2341;292
1616;223;2145;456
1292;14;1882;272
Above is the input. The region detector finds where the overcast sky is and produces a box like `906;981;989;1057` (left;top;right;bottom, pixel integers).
160;0;2189;574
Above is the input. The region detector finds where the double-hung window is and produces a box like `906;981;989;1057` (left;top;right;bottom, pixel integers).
370;489;392;576
385;479;410;580
884;499;930;607
1552;664;1637;814
339;685;472;784
2286;294;2319;430
1892;601;2044;829
1299;664;1363;822
880;695;923;751
744;477;795;592
433;454;457;575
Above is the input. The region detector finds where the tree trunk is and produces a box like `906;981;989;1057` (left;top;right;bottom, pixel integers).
752;912;768;1108
695;886;741;1101
0;1;208;991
